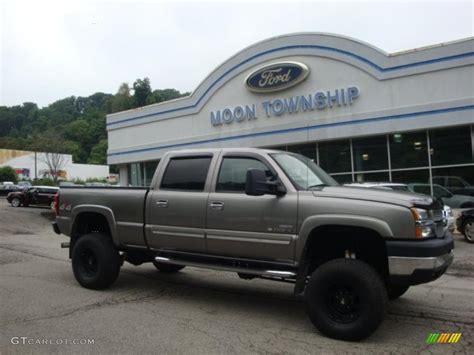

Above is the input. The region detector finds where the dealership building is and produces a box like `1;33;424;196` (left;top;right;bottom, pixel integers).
107;33;473;189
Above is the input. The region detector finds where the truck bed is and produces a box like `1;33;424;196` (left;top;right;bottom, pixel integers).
58;186;149;247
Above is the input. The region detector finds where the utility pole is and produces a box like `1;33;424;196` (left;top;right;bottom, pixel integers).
34;151;37;180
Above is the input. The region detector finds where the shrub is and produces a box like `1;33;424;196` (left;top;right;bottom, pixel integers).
0;166;18;184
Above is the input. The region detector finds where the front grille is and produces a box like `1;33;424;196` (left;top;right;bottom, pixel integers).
431;209;444;223
431;209;446;238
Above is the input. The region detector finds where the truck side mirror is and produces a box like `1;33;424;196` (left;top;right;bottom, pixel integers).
245;169;286;197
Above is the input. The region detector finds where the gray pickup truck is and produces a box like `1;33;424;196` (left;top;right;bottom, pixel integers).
53;148;454;341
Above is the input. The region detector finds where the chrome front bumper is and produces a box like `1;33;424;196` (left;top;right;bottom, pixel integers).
388;251;454;276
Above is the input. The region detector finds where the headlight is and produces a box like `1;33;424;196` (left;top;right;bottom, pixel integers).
410;208;436;238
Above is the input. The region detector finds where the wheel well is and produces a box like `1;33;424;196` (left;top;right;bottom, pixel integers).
70;212;112;257
303;225;389;279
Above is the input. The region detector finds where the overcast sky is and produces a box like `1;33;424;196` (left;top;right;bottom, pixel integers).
1;0;473;108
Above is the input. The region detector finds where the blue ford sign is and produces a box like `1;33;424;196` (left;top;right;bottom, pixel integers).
245;61;310;93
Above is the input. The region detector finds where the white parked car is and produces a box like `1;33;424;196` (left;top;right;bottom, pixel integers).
442;205;455;233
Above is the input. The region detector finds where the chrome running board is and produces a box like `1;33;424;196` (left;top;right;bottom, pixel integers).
154;256;296;279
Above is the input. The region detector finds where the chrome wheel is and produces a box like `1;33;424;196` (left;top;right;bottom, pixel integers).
464;220;474;243
11;198;21;207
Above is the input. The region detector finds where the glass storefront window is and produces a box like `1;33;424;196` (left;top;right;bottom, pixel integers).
429;126;473;166
390;131;428;169
318;140;351;173
269;145;287;151
352;135;388;172
330;174;352;184
391;169;429;185
287;143;317;161
127;163;143;186
144;160;159;186
355;171;389;183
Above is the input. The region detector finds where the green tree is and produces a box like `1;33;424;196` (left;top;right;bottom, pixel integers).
88;139;108;165
0;166;18;183
132;78;152;108
110;83;132;113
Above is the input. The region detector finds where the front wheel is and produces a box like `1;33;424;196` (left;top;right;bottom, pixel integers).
11;197;21;207
304;259;388;341
72;233;121;289
463;219;474;243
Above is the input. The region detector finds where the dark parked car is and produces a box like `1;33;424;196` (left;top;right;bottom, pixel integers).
0;184;22;196
456;209;474;243
7;186;59;208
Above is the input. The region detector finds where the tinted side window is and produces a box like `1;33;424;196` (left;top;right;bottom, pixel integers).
160;157;212;191
216;157;271;192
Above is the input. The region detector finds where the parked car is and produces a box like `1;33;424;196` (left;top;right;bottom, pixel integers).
345;182;455;232
53;148;454;341
456;209;474;243
443;205;455;233
59;181;83;187
7;186;59;208
0;184;22;196
18;181;32;188
407;183;474;208
432;176;474;196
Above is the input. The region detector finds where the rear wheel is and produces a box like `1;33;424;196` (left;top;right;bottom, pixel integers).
152;261;185;273
11;197;21;207
304;259;388;341
387;283;410;300
463;219;474;243
72;233;121;289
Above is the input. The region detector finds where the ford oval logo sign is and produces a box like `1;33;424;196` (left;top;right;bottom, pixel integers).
245;61;310;93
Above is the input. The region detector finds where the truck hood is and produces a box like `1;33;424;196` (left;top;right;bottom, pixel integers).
312;186;441;209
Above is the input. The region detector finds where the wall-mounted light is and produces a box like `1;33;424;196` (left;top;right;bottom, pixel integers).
393;134;403;143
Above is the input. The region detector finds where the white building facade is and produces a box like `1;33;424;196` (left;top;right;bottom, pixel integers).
0;149;109;181
106;33;474;188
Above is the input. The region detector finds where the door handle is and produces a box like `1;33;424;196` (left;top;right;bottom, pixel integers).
156;200;168;208
210;201;224;210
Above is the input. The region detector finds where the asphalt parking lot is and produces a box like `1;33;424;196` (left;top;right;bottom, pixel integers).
1;200;473;354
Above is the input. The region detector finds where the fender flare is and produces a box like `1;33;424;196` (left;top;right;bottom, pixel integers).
70;205;120;247
293;214;392;294
296;214;393;258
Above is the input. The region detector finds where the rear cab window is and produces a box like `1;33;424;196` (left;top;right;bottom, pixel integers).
160;156;212;191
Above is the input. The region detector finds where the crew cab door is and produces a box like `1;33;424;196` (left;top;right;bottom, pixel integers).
206;153;297;263
145;152;216;253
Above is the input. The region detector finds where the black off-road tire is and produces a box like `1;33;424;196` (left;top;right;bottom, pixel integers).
304;259;388;341
152;261;185;273
387;283;410;300
72;233;121;290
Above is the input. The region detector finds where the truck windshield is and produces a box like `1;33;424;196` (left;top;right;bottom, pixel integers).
270;153;338;190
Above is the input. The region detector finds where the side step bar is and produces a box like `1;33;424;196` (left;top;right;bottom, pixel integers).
154;256;297;279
